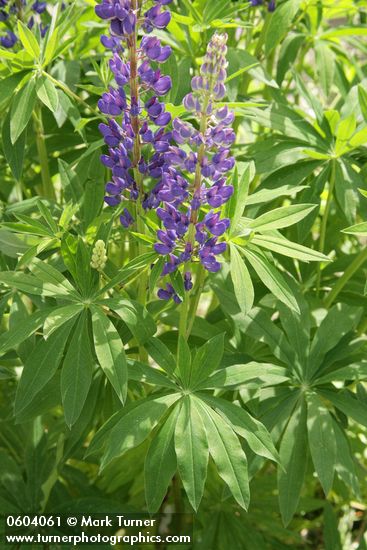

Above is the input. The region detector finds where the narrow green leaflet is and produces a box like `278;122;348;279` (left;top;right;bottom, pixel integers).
195;398;250;510
227;163;254;234
17;20;40;59
145;407;178;513
306;393;336;495
145;337;176;376
61;312;94;427
229;244;254;316
264;0;302;54
202;395;280;463
243;247;300;313
0;308;52;355
15;321;73;415
0;70;29;109
200;363;289;390
239;307;297;368
29;257;82;300
175;396;209;511
91;305;127;404
332;419;360;496
99;298;156;345
101;393;181;468
2;111;26;181
252;234;330;262
128;359;177;389
36;76;59;113
98;252;157;295
247;204;316;232
309;304;362;377
43;304;84;338
317;389;367;429
190;333;225;388
278;399;308;526
10;79;37;144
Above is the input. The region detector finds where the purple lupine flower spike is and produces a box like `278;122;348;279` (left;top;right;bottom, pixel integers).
154;33;234;302
95;0;173;224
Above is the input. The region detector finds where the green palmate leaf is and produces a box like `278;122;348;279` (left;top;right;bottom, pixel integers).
36;75;59;112
202;395;280;463
306;393;336;495
0;308;51;355
264;0;302;54
14;321;73;416
91;306;127;404
145;407;178;513
43;304;84;338
100;298;156;344
10;79;37;144
230;244;254;316
247;204;317;232
252;234;330;262
195;398;249;510
278;399;308;526
199;363;289;390
2;110;26;181
243;247;300;313
317;389;367;429
145;337;176;376
175;396;209;511
190;333;225;388
101;394;181;468
61;311;94;427
17;21;40;59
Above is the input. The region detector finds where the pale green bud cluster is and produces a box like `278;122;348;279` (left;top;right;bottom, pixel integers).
90;240;107;272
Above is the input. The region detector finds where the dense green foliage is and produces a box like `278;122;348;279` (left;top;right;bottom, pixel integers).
0;0;367;548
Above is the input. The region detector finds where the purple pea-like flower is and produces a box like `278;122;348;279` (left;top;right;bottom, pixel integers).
150;33;234;291
0;30;17;48
95;0;173;229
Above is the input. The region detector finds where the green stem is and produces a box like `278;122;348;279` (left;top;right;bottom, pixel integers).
33;106;55;200
186;264;206;337
129;1;148;363
325;247;367;308
316;161;336;295
42;71;100;117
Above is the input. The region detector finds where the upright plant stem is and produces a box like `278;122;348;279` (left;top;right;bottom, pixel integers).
177;95;210;345
325;247;367;308
129;1;148;362
316;160;336;295
33;106;55;200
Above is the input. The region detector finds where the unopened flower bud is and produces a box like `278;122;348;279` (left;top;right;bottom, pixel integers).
90;240;108;272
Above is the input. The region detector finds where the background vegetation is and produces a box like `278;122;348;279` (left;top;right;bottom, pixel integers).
0;0;367;548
